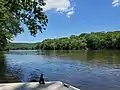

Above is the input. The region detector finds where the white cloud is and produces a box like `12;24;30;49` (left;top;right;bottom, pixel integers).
112;0;120;7
43;0;75;17
66;7;74;18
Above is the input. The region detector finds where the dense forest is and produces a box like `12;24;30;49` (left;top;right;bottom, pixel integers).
8;43;38;50
37;31;120;50
9;31;120;50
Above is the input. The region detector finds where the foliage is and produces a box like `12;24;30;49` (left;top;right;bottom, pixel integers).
37;31;120;50
8;43;38;50
0;0;48;50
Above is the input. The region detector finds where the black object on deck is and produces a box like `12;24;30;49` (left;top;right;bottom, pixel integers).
39;74;45;84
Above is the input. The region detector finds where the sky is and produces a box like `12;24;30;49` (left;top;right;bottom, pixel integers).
13;0;120;43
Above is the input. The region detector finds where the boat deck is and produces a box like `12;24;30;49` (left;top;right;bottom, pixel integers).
0;81;80;90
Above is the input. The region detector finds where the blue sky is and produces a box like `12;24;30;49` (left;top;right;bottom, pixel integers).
13;0;120;43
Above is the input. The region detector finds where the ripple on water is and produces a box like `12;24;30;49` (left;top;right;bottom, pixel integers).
4;50;120;90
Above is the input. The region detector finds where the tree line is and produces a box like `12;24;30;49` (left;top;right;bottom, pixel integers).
36;31;120;50
8;43;38;50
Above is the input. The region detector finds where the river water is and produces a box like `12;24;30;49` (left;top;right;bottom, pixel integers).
0;50;120;90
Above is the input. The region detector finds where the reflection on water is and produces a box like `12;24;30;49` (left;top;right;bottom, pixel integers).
0;52;5;81
0;50;120;90
0;52;19;83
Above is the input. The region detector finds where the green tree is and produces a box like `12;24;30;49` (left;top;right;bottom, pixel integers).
0;0;48;50
36;31;120;50
115;38;120;49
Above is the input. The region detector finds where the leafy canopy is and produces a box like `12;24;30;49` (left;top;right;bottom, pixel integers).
0;0;48;49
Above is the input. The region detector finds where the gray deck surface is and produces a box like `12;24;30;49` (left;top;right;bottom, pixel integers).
0;81;80;90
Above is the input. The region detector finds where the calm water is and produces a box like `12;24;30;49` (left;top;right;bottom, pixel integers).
0;50;120;90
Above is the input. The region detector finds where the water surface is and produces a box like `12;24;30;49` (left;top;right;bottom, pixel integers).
0;50;120;90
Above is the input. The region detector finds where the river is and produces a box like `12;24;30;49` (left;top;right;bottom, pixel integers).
0;50;120;90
